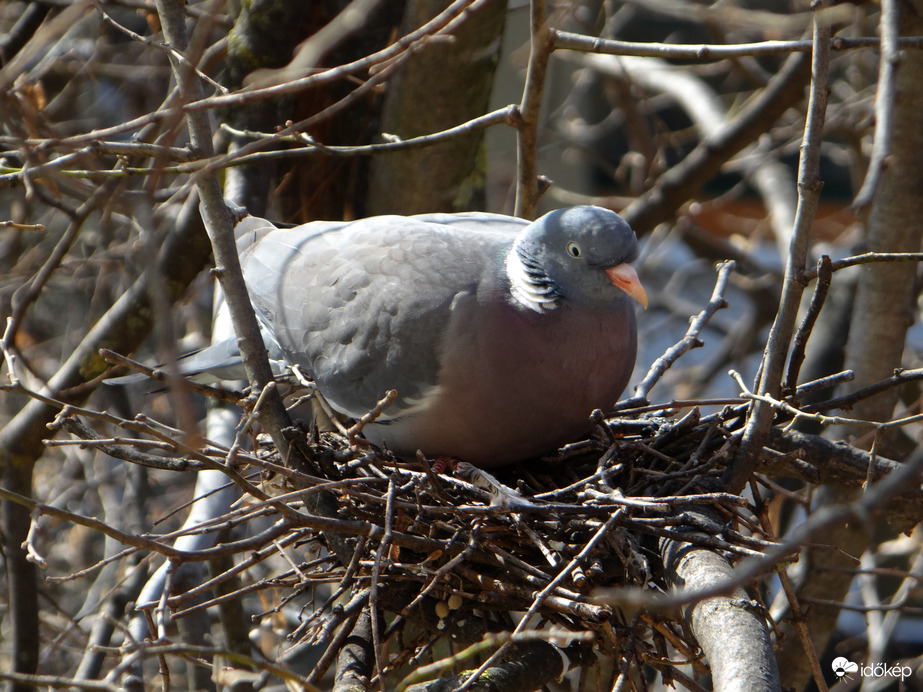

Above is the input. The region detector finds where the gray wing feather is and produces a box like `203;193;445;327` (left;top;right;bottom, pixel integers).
241;214;519;418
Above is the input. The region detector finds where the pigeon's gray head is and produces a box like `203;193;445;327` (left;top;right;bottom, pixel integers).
507;206;647;312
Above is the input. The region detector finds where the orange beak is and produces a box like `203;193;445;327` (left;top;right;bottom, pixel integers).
605;263;648;309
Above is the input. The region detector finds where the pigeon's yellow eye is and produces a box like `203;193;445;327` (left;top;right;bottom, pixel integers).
566;241;582;258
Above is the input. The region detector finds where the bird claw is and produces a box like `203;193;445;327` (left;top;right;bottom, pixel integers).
431;456;460;474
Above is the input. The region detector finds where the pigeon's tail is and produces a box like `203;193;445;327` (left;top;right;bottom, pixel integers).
107;209;287;389
104;337;248;387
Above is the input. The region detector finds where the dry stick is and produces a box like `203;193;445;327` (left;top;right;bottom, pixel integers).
852;0;900;212
289;539;368;643
611;614;642;692
784;255;833;395
724;9;832;494
553;31;923;60
48;404;269;501
304;593;370;687
514;0;554;219
0;220;44;230
22;508;46;568
0;137;198;186
799;250;923;281
51;416;207;473
3;0;486;159
369;475;398;689
184;0;498;188
290;364;350;437
800;598;923;614
190;47;414;188
731;369;876;432
349;389;396;442
205;0;484;110
97;7;228;95
743;369;923;435
168;530;306;615
0;671;121;690
615;260;735;410
795;370;854;395
219;105;518;161
802;366;923;415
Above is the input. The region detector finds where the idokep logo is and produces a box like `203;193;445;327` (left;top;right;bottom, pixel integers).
831;657;859;678
831;657;913;682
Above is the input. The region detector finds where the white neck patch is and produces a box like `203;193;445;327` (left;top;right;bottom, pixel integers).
505;241;559;314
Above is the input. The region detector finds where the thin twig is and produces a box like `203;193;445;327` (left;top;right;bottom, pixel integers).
97;8;228;95
799;251;923;282
98;349;241;404
726;6;832;493
369;475;398;687
554;31;923;60
784;255;833;395
617;260;734;409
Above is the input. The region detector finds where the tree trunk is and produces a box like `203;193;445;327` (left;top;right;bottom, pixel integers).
366;0;508;215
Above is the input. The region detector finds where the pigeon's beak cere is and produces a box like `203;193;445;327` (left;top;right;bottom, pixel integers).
606;264;648;308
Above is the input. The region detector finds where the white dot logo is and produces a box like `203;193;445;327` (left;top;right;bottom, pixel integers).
831;657;859;678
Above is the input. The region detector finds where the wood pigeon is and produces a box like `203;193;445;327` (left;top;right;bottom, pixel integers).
117;206;647;467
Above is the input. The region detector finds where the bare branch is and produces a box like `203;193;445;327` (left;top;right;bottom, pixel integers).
618;260;734;409
726;6;833;493
554;30;923;60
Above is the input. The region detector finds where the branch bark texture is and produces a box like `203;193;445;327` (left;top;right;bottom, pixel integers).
662;530;780;692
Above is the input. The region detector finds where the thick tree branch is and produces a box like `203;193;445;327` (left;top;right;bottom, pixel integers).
152;0;296;459
661;532;780;692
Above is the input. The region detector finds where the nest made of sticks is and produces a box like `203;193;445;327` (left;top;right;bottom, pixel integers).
195;387;777;691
